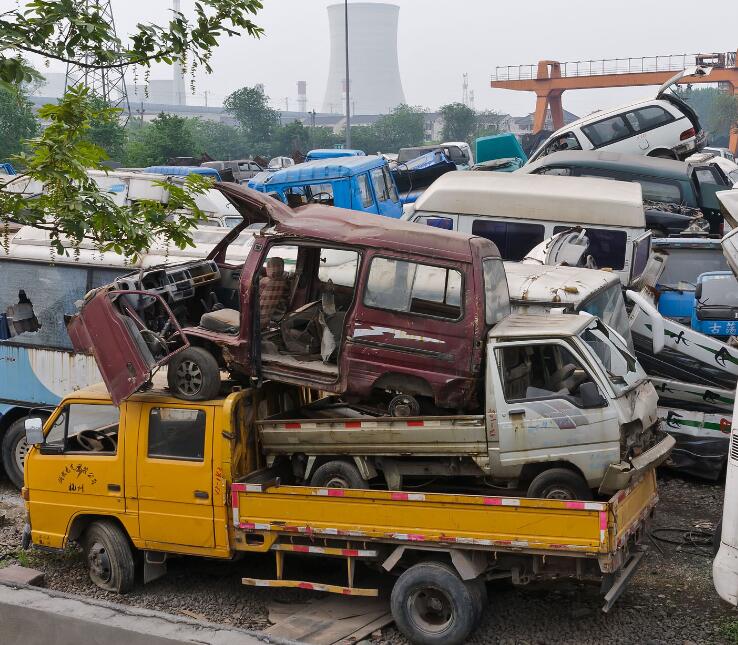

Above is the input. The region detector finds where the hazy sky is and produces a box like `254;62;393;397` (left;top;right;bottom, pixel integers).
32;0;738;117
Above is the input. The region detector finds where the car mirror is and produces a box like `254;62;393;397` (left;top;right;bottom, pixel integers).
24;417;44;445
580;381;606;408
695;283;703;300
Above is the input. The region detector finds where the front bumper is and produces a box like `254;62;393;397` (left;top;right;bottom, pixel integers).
598;433;676;495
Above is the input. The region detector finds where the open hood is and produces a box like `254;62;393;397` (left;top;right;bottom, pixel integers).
523;228;591;268
656;65;711;98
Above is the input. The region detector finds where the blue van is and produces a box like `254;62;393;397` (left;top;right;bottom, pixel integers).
305;148;365;162
248;155;403;218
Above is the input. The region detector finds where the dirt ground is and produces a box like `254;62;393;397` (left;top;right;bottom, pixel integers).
1;472;736;644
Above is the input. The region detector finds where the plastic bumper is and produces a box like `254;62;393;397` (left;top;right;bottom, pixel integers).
714;541;738;605
598;434;676;495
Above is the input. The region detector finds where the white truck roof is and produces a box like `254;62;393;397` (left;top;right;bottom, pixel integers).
490;312;593;340
413;172;645;228
505;262;620;306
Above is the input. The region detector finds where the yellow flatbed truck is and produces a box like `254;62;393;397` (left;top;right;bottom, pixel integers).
22;384;658;645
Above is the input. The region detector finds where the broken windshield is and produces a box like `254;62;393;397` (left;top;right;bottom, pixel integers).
579;319;646;395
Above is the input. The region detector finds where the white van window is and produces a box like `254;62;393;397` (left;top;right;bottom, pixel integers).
415;215;454;230
540;132;581;157
624;106;674;133
471;220;545;262
364;257;462;320
553;226;627;270
581;115;631;148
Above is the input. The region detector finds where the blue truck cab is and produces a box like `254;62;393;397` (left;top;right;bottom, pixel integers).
691;271;738;338
305;148;366;162
248;155;403;218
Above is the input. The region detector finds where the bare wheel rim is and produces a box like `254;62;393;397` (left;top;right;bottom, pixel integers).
88;542;112;584
324;475;350;488
407;586;453;635
14;436;30;472
544;486;576;500
175;360;204;396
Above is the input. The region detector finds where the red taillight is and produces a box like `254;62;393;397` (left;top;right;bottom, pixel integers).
680;127;696;141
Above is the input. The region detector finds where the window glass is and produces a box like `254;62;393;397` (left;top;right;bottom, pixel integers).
539;132;581;158
581;285;634;352
695;168;720;186
371;168;389;201
45;403;119;454
497;343;599;407
223;216;242;229
284;187;307;208
364;257;462;319
383;166;399;202
554;226;627;270
580;320;645;395
471;220;545;261
483;258;510;325
535;167;572;176
581;115;631;147
624;106;673;132
147;407;206;461
357;173;374;208
634;179;682;203
658;248;729;286
414;215;454;230
305;183;334;205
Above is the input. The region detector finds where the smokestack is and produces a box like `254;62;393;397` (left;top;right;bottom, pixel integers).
297;81;307;113
172;0;186;106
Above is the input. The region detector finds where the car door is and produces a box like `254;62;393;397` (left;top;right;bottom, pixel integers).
490;340;620;478
66;290;189;406
136;403;215;551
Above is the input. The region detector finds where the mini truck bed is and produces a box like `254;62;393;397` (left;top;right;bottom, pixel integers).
232;469;658;572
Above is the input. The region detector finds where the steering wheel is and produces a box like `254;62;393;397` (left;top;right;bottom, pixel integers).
77;429;116;453
308;191;332;204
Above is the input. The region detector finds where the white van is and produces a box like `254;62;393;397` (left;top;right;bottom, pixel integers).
408;172;651;286
528;67;710;163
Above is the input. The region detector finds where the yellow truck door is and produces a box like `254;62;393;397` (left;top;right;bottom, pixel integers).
26;399;124;549
136;403;216;551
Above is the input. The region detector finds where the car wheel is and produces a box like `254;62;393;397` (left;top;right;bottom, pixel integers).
310;460;367;489
2;415;45;489
526;468;592;500
167;346;221;401
391;561;480;645
83;520;135;593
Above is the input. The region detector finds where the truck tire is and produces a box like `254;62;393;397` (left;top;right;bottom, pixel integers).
526;468;592;501
391;561;479;645
2;415;45;489
83;520;135;593
310;460;367;489
167;346;221;401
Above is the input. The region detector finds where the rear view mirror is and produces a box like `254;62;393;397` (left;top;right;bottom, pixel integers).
24;417;44;445
580;382;606;409
695;283;703;301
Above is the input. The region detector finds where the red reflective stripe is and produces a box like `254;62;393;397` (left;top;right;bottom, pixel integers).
293;545;310;552
327;489;345;496
231;491;239;508
344;421;361;428
391;493;409;501
298;582;314;590
285;422;301;429
342;549;359;556
406;420;424;427
564;501;585;510
483;497;502;505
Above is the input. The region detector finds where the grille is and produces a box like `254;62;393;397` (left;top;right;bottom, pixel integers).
731;437;738;462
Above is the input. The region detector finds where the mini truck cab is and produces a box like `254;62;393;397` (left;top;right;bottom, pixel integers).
258;312;673;498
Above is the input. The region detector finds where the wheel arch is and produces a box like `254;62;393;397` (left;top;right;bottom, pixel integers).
67;513;136;550
518;460;588;486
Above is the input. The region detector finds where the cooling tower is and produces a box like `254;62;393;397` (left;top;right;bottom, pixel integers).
322;2;405;115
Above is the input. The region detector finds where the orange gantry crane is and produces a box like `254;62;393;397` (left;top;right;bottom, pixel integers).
491;51;738;154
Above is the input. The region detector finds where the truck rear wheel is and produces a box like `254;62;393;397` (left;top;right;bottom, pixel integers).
310;460;367;489
2;415;46;489
391;561;480;645
83;521;135;593
526;468;592;501
167;346;221;401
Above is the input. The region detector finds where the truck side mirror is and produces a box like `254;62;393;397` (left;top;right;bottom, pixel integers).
695;283;703;301
24;417;44;445
579;382;606;409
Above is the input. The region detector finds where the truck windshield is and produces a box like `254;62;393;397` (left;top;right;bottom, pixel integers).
579;320;646;395
580;285;634;352
483;258;510;325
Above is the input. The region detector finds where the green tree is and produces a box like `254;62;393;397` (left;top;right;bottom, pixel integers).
440;102;476;143
190;119;250;160
272;121;311;157
0;0;264;255
371;104;426;151
124;113;200;167
86;96;126;162
0;83;38;163
224;85;279;154
475;109;504;139
707;93;738;147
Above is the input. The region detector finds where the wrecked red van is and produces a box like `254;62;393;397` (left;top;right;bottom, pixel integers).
67;184;510;413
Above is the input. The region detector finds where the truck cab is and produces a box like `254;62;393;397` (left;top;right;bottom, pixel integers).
248;155;402;219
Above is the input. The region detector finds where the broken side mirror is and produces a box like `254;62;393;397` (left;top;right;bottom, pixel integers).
694;283;703;301
24;417;44;446
580;381;606;409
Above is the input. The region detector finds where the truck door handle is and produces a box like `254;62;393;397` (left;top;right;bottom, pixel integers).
107;484;121;492
509;409;525;416
194;490;209;500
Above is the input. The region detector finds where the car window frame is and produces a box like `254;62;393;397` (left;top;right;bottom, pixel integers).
581;113;635;149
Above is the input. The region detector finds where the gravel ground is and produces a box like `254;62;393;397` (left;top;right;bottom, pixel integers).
1;472;737;644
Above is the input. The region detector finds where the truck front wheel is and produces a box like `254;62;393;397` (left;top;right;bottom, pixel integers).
391;561;480;645
83;521;135;593
526;468;592;501
167;346;221;401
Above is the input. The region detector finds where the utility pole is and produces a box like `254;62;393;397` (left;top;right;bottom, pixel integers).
344;0;351;148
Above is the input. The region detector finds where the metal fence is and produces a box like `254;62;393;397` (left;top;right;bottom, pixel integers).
492;52;736;82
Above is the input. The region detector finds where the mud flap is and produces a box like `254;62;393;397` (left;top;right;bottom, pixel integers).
601;547;647;613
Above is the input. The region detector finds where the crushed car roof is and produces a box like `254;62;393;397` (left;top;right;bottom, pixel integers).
489;312;593;339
